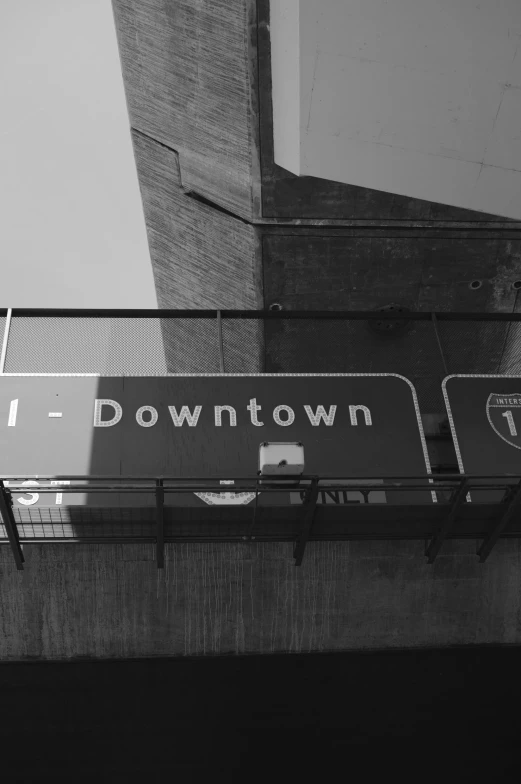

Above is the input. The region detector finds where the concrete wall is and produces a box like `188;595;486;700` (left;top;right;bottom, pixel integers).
131;130;263;312
271;0;521;219
1;539;521;659
130;128;264;373
112;0;261;220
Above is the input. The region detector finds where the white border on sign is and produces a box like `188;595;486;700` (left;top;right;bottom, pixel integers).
442;374;521;503
1;373;435;502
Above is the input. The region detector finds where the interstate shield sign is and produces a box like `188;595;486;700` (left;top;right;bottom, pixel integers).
442;375;521;503
486;393;521;450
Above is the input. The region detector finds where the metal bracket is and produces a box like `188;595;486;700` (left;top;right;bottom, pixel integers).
293;477;319;566
425;478;469;563
0;480;24;570
156;479;164;569
478;477;521;562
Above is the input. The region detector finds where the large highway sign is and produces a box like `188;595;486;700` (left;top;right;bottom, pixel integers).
0;374;434;507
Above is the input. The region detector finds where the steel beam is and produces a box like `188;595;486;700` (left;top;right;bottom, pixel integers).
293;477;319;566
425;478;469;563
156;479;164;569
0;481;24;570
9;308;521;321
477;478;521;562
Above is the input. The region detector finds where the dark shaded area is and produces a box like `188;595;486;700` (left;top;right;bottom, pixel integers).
0;646;518;782
263;315;517;414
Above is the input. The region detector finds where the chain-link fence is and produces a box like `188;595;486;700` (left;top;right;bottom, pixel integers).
2;309;521;415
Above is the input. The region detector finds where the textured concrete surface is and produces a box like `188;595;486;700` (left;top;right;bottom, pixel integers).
1;538;521;660
112;0;261;220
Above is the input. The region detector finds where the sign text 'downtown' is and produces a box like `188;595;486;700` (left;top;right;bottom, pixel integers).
1;375;434;507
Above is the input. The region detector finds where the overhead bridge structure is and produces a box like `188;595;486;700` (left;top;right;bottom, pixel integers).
2;308;521;571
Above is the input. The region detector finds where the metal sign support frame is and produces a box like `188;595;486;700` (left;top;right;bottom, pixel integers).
294;477;319;566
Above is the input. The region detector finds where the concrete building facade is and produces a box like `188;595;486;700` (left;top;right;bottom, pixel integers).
1;1;521;661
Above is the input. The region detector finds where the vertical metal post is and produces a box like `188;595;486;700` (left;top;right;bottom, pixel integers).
217;310;225;373
425;478;469;563
294;477;320;566
0;308;12;374
0;480;24;570
478;477;521;562
156;478;164;569
246;475;260;540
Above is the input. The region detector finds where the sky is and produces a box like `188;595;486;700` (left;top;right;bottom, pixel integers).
0;0;158;309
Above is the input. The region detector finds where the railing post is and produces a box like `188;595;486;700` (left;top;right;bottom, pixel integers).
425;477;469;563
293;477;319;567
0;480;24;570
156;479;164;569
477;477;521;562
245;476;260;540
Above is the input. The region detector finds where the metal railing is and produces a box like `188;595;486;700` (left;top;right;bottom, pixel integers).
2;473;521;571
